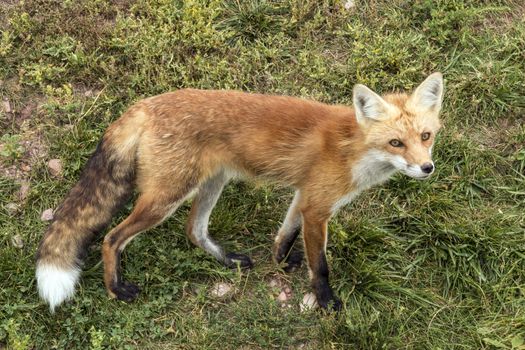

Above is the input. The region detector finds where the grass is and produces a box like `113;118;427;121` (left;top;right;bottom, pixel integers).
1;0;524;348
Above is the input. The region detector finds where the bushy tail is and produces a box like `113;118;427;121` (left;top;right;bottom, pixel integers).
36;113;142;312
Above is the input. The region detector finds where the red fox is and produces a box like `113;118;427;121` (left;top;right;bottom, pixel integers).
36;73;444;312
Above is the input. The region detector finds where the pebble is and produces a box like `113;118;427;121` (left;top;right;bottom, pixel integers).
47;159;63;177
5;203;19;215
277;290;288;302
2;98;12;113
11;234;24;249
210;282;233;298
41;208;54;221
18;182;30;201
300;293;318;312
344;0;355;10
269;277;281;289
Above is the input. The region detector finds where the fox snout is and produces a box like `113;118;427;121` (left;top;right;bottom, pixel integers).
404;160;435;179
398;143;436;179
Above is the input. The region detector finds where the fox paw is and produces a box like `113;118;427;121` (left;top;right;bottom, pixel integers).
225;252;254;269
283;250;303;273
317;295;342;312
112;281;140;302
314;283;342;312
326;298;343;312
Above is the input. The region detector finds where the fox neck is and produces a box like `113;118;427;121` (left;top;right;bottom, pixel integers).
331;149;398;213
351;149;398;191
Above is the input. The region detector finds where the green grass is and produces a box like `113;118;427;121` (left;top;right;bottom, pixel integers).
1;0;524;349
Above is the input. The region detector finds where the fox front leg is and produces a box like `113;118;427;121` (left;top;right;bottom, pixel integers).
301;209;342;311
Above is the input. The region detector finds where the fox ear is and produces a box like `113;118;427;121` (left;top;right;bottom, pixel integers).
353;84;392;124
409;72;444;112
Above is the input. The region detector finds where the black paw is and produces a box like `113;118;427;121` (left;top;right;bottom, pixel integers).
112;281;141;302
317;295;342;312
225;252;254;269
328;298;343;312
283;250;303;273
314;282;342;312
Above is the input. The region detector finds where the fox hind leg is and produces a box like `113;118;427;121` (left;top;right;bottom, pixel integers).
186;171;253;269
273;191;303;272
102;189;192;302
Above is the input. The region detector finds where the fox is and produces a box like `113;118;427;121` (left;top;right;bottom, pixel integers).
36;72;444;312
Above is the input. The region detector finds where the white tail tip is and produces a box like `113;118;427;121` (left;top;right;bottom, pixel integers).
36;263;80;312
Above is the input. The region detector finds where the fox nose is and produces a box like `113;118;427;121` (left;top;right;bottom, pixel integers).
421;162;434;174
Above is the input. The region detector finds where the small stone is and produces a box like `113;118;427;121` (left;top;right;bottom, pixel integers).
277;290;288;302
5;203;19;215
300;293;318;312
210;282;233;298
284;287;291;294
18;182;30;201
344;0;355;10
41;208;54;221
269;278;281;289
47;159;63;177
11;234;24;249
2;98;12;113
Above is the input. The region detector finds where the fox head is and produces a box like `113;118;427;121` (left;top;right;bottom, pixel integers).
353;73;444;179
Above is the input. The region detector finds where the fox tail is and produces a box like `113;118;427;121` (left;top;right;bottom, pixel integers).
36;111;143;312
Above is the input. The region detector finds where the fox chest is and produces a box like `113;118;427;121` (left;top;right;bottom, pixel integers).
331;153;396;213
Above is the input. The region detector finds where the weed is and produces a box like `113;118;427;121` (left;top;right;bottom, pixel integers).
0;134;25;163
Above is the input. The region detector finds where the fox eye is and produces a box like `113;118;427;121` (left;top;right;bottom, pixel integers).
389;139;403;147
421;132;431;141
